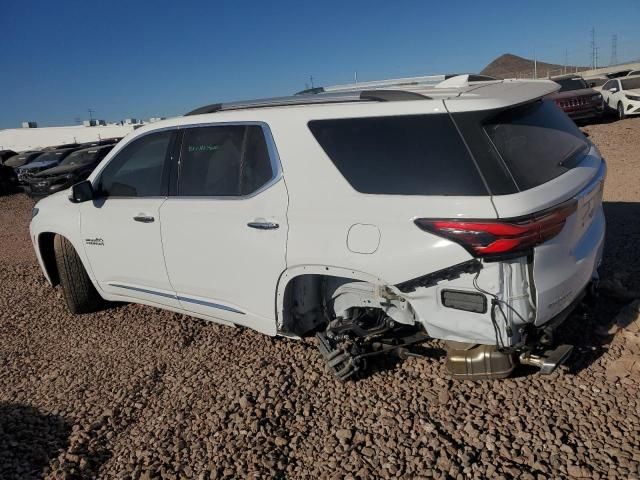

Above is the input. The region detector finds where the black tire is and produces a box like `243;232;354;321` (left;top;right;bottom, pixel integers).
54;235;103;314
617;101;626;120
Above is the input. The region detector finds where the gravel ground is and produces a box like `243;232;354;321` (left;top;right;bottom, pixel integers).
1;118;640;479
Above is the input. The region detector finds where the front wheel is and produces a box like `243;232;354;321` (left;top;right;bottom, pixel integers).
54;235;103;314
618;101;626;120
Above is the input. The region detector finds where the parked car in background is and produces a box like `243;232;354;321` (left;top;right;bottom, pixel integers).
627;70;640;77
600;76;640;119
16;147;78;185
4;151;44;168
27;144;115;198
0;150;18;164
81;137;122;147
0;163;18;194
548;75;603;122
30;77;605;381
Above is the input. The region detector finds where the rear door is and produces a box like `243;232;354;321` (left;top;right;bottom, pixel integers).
481;100;605;324
159;123;288;335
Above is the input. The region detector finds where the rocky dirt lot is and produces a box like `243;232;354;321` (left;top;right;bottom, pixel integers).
1;118;640;479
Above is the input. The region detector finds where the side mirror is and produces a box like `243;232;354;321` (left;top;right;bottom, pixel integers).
609;88;618;93
69;180;94;203
588;82;596;88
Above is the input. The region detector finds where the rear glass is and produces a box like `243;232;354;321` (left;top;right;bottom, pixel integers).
308;114;487;196
621;77;640;90
484;101;589;191
555;77;587;92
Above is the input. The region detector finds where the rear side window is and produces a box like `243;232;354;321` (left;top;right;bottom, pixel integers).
308;115;487;195
178;125;274;196
484;101;589;191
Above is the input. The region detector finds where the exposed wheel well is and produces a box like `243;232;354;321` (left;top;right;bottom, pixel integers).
280;274;352;336
279;273;416;336
38;232;60;286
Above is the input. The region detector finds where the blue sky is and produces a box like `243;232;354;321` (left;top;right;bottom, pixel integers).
1;0;638;128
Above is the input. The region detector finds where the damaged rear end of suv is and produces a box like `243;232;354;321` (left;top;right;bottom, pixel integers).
281;78;605;380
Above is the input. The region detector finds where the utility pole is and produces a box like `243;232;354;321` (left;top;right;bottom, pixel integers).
354;71;358;83
564;49;568;74
590;28;599;69
610;34;618;66
534;50;537;79
309;76;314;89
88;108;95;121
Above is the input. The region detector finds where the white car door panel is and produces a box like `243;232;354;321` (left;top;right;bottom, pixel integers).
160;124;288;334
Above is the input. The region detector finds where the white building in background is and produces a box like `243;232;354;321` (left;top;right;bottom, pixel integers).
0;123;139;151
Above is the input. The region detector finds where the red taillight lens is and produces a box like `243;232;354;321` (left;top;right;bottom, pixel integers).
415;200;577;258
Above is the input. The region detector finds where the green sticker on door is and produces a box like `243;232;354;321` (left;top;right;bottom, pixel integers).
188;144;219;153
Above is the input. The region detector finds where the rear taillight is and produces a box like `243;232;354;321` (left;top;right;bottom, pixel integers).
415;199;577;259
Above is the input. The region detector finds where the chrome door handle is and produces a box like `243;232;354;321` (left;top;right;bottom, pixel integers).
247;221;279;230
133;214;155;223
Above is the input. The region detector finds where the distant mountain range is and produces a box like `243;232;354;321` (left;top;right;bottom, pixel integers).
480;53;588;79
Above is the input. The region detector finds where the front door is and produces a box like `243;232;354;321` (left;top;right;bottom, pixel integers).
160;124;288;334
80;129;180;308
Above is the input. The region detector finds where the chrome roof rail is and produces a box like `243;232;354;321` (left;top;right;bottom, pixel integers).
185;90;431;116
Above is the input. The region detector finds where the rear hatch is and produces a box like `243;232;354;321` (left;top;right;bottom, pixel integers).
477;100;605;324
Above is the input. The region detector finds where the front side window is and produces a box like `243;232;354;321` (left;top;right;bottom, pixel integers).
178;125;274;196
621;77;640;91
97;130;173;197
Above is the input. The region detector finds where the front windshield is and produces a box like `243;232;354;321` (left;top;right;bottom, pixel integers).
621;77;640;91
556;77;588;92
60;150;95;166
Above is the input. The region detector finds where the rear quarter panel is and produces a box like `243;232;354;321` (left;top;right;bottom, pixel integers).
267;104;498;285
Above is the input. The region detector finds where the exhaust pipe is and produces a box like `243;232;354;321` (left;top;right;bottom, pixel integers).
519;344;574;374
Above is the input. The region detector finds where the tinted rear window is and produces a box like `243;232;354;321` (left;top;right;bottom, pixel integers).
308;114;487;196
484;101;589;191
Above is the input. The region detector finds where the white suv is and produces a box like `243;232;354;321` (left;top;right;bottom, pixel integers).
30;76;606;380
600;75;640;119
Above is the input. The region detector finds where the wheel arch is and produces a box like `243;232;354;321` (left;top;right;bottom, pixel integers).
275;265;388;335
37;232;59;286
35;230;97;290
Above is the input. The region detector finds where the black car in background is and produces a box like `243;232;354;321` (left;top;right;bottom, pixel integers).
547;75;604;122
15;147;80;184
27;144;115;198
4;151;45;168
0;163;18;194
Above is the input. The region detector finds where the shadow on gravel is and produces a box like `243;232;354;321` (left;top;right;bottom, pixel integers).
0;403;71;480
601;202;640;289
550;201;640;375
357;345;447;380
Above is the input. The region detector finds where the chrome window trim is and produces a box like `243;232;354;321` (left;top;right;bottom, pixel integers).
91;121;283;201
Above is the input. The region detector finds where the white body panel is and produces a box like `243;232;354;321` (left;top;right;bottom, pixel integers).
79;198;179;308
159;180;289;335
